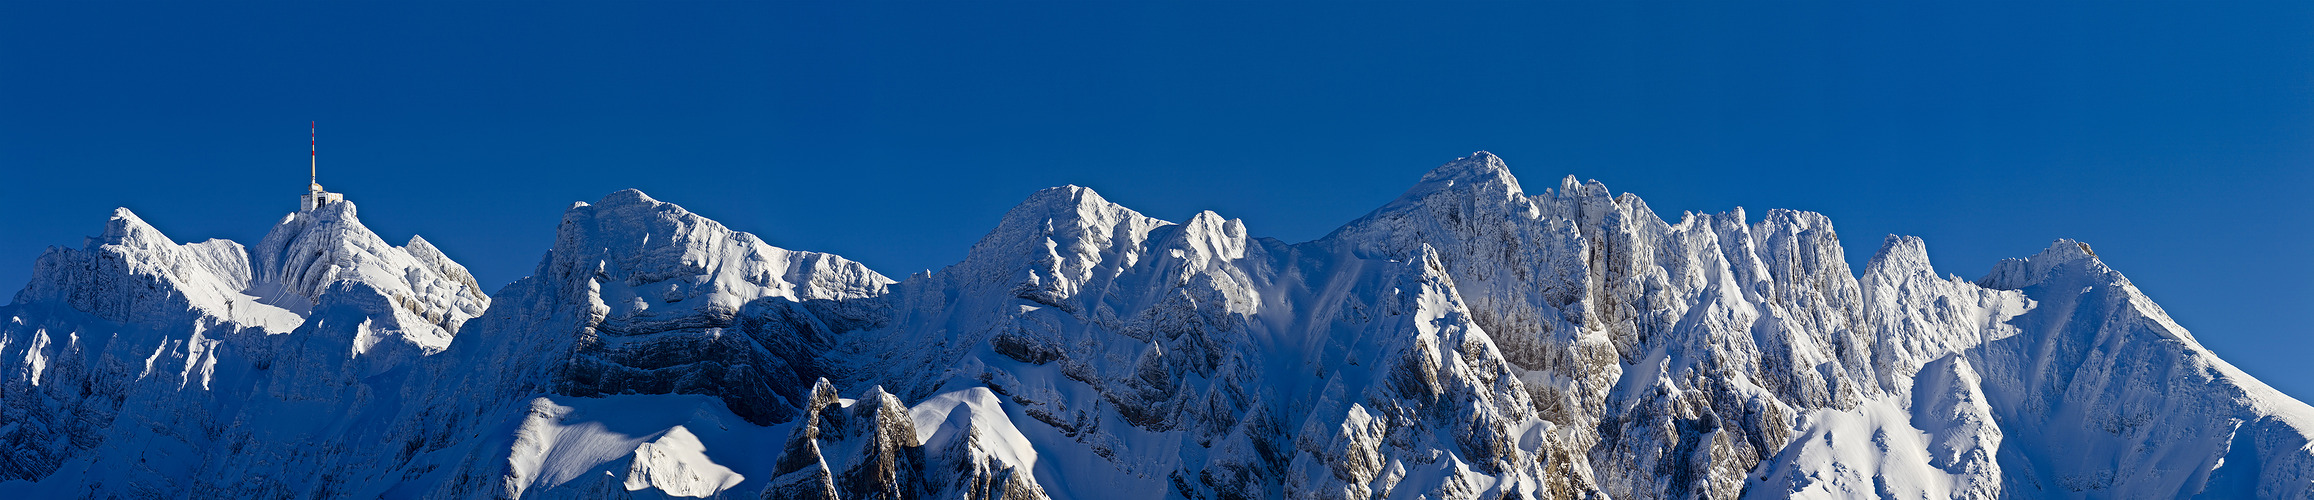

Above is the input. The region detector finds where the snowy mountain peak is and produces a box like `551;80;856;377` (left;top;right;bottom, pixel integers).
1417;150;1523;191
1393;151;1533;209
956;184;1170;304
1550;173;1615;201
1974;238;2106;290
548;188;891;308
1171;210;1251;265
97;207;171;251
12;207;283;329
1321;154;1553;262
990;185;1154;235
445;189;895;426
584;187;657;210
1864;234;1935;279
2027;238;2099;266
251;197;488;350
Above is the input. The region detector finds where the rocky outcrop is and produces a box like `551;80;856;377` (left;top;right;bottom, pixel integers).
765;380;928;500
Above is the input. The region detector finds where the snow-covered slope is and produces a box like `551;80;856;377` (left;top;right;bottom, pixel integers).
0;198;491;497
252;198;489;357
3;153;2310;499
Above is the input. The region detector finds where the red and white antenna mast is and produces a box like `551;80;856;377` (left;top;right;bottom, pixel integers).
310;121;318;188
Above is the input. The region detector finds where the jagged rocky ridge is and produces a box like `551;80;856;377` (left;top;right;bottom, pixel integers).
2;152;2310;499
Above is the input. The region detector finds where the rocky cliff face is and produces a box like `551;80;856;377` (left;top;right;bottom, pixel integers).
2;154;2309;499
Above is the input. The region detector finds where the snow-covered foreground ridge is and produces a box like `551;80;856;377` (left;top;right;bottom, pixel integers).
3;152;2311;499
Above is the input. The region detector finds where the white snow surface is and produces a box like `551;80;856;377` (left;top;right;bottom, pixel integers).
496;395;768;498
2;153;2312;499
913;387;1040;477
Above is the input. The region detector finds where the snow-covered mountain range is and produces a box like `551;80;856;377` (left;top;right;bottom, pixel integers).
3;152;2309;499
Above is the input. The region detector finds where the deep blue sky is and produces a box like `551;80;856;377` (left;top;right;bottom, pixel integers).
3;3;2309;400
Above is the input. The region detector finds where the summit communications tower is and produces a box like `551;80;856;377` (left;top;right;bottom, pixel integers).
301;121;343;211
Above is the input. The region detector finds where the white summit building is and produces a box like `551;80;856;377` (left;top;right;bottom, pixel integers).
302;181;343;212
300;122;343;211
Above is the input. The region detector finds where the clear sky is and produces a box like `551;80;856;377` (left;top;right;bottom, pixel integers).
3;3;2309;399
